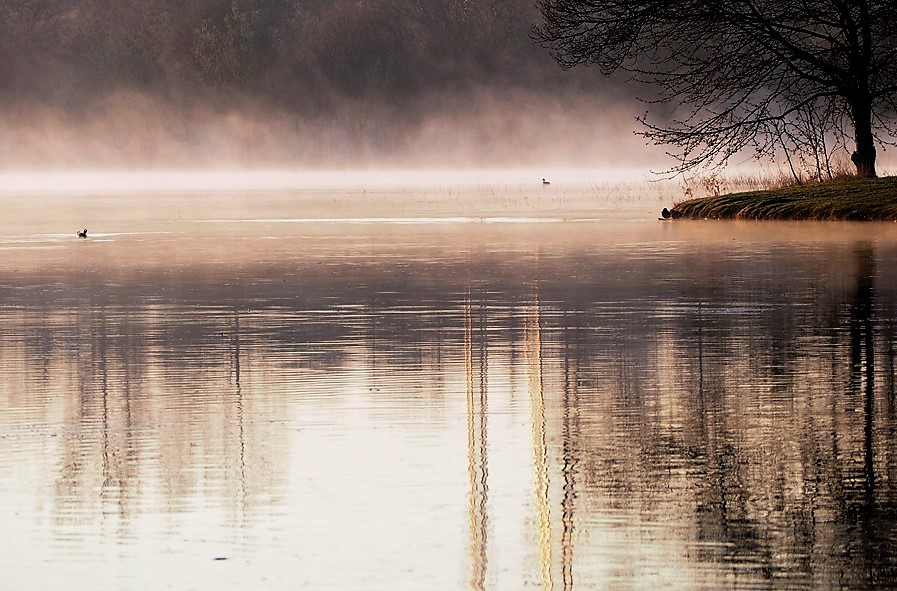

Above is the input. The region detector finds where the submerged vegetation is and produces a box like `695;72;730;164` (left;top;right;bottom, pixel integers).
671;176;897;221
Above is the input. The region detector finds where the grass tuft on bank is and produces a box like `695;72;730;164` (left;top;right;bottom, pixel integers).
672;176;897;221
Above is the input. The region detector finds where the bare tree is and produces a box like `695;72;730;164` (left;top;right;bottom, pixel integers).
535;0;897;178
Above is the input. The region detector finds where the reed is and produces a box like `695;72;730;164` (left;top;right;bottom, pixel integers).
671;176;897;221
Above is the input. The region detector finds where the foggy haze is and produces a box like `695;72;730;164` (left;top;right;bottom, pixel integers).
0;89;663;169
0;0;662;170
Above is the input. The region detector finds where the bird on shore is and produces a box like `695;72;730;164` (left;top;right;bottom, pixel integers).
660;208;683;220
76;228;88;238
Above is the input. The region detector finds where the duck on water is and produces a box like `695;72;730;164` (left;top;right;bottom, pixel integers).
77;228;88;238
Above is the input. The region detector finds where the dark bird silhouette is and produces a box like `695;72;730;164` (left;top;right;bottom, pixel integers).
542;178;551;185
76;228;88;238
660;208;684;220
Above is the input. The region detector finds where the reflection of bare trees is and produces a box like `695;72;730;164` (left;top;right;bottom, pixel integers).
1;238;896;586
560;310;581;591
843;243;879;586
465;294;489;591
557;241;897;587
850;243;876;512
0;289;291;529
525;293;554;590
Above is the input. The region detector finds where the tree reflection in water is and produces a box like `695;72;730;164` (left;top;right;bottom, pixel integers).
0;226;895;589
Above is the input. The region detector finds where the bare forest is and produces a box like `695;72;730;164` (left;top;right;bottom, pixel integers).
0;0;639;168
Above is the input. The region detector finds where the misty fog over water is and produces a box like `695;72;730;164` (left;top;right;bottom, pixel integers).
0;0;662;169
4;0;895;174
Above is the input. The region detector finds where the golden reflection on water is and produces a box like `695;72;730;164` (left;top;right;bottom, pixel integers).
526;292;555;591
560;315;580;591
1;191;897;590
465;295;488;591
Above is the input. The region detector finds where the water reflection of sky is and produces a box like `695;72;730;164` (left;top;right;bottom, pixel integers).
0;190;895;589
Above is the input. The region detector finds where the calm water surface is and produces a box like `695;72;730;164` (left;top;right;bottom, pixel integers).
0;180;896;590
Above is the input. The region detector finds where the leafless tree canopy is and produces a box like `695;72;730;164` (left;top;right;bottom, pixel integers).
535;0;897;178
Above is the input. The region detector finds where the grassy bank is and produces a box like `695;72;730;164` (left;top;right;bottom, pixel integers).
671;176;897;221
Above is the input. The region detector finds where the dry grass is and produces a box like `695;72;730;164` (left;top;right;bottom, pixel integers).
671;176;897;221
682;161;859;199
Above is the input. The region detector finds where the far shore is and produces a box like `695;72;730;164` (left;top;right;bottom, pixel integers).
669;176;897;221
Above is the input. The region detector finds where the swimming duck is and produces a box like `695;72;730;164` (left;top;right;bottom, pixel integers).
542;178;550;185
77;228;88;238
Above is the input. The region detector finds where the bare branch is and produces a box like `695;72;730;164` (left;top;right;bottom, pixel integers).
536;0;897;177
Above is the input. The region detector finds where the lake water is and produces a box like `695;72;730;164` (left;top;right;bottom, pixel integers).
0;173;896;590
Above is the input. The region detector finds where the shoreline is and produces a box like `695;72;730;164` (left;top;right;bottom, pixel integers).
668;176;897;221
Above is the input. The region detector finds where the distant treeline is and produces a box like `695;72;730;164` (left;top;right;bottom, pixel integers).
0;0;593;111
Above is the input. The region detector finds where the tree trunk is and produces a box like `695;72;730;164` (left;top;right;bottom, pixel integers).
851;100;877;178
